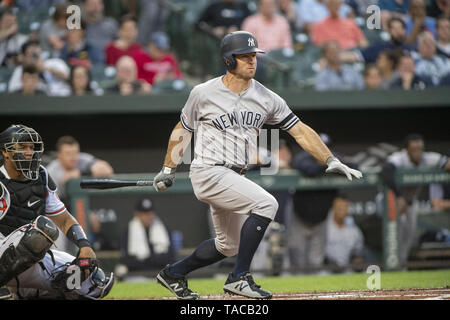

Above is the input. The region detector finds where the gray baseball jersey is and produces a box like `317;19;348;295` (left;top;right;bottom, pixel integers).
180;76;299;167
179;76;299;256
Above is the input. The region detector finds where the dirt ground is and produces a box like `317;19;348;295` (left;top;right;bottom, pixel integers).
157;287;450;300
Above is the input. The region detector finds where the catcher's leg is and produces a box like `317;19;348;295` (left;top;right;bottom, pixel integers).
0;216;59;286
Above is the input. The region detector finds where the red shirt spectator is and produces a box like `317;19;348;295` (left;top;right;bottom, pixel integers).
311;0;368;50
134;32;182;85
105;15;144;66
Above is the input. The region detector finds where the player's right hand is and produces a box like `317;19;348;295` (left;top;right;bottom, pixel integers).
154;166;176;192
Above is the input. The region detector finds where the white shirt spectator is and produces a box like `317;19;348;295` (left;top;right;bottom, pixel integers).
412;52;450;85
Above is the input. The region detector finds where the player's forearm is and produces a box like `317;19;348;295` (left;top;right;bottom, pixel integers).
163;121;192;168
288;121;333;165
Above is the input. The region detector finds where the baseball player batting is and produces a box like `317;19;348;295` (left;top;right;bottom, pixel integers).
0;124;114;300
154;31;362;300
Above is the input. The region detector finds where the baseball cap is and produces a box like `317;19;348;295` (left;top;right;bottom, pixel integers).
135;197;154;212
150;31;170;51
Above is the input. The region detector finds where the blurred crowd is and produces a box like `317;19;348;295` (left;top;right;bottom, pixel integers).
0;0;449;96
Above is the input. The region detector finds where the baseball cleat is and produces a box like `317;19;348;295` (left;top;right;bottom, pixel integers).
223;272;272;299
156;265;200;300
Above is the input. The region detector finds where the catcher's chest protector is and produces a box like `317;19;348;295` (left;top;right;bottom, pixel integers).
0;169;47;236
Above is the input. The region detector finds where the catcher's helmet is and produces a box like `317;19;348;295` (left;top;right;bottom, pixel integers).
0;124;44;180
220;31;265;70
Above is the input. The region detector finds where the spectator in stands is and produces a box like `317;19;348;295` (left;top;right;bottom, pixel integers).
59;19;104;67
325;193;365;271
295;0;354;34
315;40;364;91
363;64;383;89
381;134;450;267
412;31;450;85
311;0;368;50
376;49;401;89
404;0;437;44
196;0;251;39
8;40;71;96
340;17;415;64
83;0;119;54
116;197;175;278
379;0;411;31
390;53;432;89
436;16;450;57
47;135;114;206
105;14;144;66
241;0;293;52
135;31;182;86
14;64;45;95
39;2;70;58
426;0;450;19
69;64;92;95
0;8;28;67
287;134;359;272
136;0;169;46
108;55;151;95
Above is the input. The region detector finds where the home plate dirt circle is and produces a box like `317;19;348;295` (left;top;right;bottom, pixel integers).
157;288;450;300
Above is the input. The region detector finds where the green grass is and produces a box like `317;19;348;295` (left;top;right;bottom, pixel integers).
107;269;450;299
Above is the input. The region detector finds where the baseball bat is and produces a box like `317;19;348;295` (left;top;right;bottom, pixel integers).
80;179;154;189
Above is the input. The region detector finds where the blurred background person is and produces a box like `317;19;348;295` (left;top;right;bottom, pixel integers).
196;0;251;39
241;0;293;52
324;193;365;272
135;31;182;86
47;135;114;206
136;0;169;46
83;0;118;55
363;64;383;89
108;55;151;95
379;0;411;31
8;40;71;96
315;40;364;91
116;197;175;280
404;0;437;44
59;19;104;68
412;31;450;85
69;64;93;96
38;2;69;58
429;150;450;212
296;0;354;34
0;8;28;67
376;49;401;89
287;133;359;272
12;64;45;95
389;53;432;89
380;134;450;268
105;14;143;67
311;0;368;50
340;17;414;64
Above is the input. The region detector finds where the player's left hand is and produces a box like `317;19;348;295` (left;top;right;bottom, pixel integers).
326;157;362;181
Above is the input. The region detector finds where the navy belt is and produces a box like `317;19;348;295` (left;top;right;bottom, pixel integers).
214;163;248;175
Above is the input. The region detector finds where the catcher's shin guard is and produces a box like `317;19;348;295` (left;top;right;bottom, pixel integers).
0;216;59;286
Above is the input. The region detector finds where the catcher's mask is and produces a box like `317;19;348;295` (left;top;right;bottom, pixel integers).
0;124;44;180
220;31;265;70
